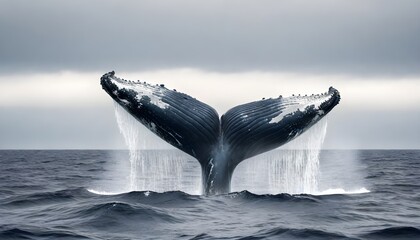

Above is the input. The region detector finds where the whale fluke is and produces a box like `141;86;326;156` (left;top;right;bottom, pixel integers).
221;87;340;169
101;71;340;195
100;71;220;167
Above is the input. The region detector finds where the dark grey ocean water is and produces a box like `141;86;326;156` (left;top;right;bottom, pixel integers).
0;150;419;240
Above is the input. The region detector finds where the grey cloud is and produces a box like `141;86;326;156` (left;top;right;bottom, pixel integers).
0;0;419;76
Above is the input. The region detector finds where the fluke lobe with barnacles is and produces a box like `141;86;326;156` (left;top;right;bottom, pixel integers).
101;71;340;195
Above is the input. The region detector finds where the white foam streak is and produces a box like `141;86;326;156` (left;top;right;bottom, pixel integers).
313;187;370;195
87;189;127;195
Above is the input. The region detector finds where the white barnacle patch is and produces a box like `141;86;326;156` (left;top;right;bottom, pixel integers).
108;75;169;109
149;122;157;132
268;108;297;124
311;110;326;124
240;113;249;122
269;93;331;124
120;99;130;105
135;90;169;109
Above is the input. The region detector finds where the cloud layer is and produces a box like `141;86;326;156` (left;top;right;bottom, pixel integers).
1;0;419;75
1;70;419;149
2;69;420;110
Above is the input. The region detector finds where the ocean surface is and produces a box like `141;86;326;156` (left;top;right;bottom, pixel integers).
0;150;419;240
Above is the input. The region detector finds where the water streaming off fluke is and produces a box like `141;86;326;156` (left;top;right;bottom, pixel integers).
113;103;201;194
232;118;328;194
114;102;141;191
113;102;330;195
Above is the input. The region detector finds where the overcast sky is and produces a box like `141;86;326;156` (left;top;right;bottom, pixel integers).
1;0;419;149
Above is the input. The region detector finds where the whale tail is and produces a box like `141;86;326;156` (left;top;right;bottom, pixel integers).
101;71;340;195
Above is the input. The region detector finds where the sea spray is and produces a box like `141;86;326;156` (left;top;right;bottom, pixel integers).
231;118;328;194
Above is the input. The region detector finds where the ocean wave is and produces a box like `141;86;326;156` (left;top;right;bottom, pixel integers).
86;188;369;203
361;226;420;239
73;201;182;225
226;190;320;203
2;188;88;207
0;225;89;240
249;227;355;239
224;188;370;204
86;188;201;204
